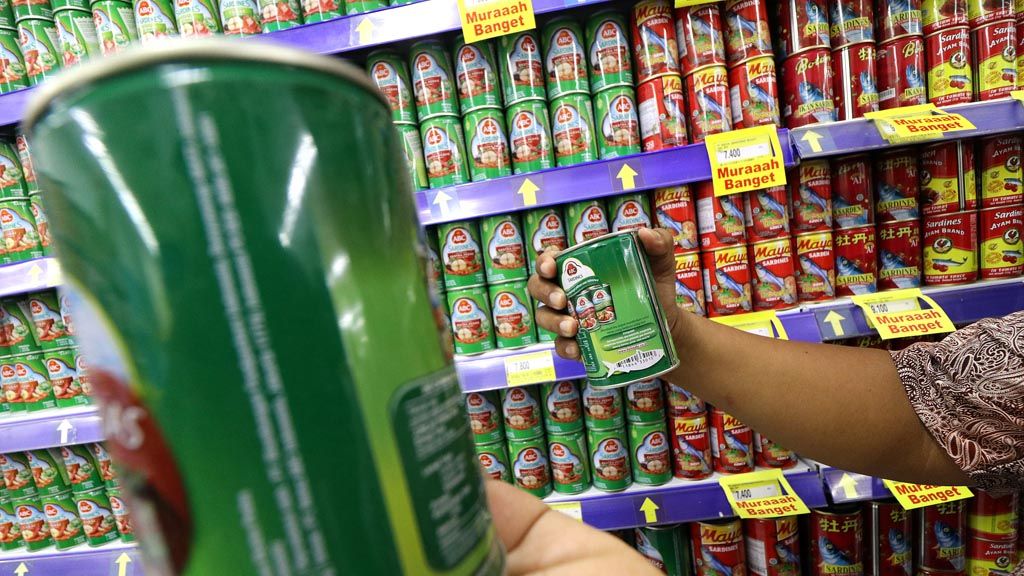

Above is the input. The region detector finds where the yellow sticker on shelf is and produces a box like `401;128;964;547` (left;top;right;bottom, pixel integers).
548;501;583;521
1012;90;1024;104
706;125;787;197
865;105;975;145
674;0;716;6
719;469;810;519
504;350;556;386
882;480;973;510
458;0;536;43
851;288;955;340
711;310;789;339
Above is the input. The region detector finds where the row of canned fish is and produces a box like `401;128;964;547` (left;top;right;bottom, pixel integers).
621;492;1022;576
0;135;52;265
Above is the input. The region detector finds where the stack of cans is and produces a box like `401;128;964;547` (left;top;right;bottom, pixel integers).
723;0;780;129
966;490;1020;576
631;0;693;147
499;30;556;174
540;17;601;167
656;185;706;315
874;148;922;290
584;10;642;160
877;0;928;110
915;500;969;576
923;0;973;105
11;0;61;86
832;154;880;295
0;137;49;266
672;0;732;142
977;135;1024;281
0;1;29;92
788;159;838;301
921;139;978;285
367;49;430;191
455;34;512;181
967;0;1018;102
865;499;913;576
409;39;471;188
829;0;880;120
778;0;837;127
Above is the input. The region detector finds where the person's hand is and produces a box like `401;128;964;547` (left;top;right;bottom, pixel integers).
528;227;681;360
485;480;661;575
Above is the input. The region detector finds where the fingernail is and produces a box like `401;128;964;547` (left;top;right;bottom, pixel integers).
560;318;575;336
552;291;566;308
566;342;579;358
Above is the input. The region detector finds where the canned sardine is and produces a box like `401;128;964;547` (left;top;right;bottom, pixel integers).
632;0;680;82
671;413;712;480
543;17;589;98
466;390;504;444
971;20;1017;101
608;193;652;233
421;115;470;187
878;219;922;290
875;149;919;222
724;0;772;64
916;501;967;572
980;205;1023;279
14;497;52;550
969;489;1019;541
980;135;1023;208
790;160;833;232
557;231;679;388
628;420;671;485
697;182;746;249
409;39;458;119
745;186;790;242
637;74;689;151
746;517;802;576
926;27;973;106
636;525;693;575
582;381;624;430
438;220;485;289
835;225;878;296
0;452;36;498
12;0;51;22
593;86;641;159
565;199;610;246
174;0;221;36
968;0;1014;26
395;123;428;191
453;35;501;112
474;442;512;483
750;238;798;311
832;155;874;229
0;27;28;94
367;51;416;124
702;245;753;317
26;449;70;496
924;210;979;285
54;8;100;67
866;500;912;576
665;380;705;417
693;520;747;576
878;36;928;110
776;0;830;58
464;108;512;181
0;497;23;551
966;537;1018;576
753;432;797;469
257;0;300;32
729;56;780;129
625;378;664;423
550;93;598;166
685;64;732;141
134;0;178;42
507;99;555;174
507;437;552;498
675;3;725;74
922;0;967;34
44;348;88;408
709;408;754;474
17;17;61;84
921;140;977;215
489;281;536;349
547;431;590;494
0;140;26;200
501;386;543;441
655;186;699;252
523;207;567;273
16;351;56;412
829;0;874;47
542;380;583;434
57;444;102;493
832;42;879;120
0;198;42;262
498;31;546;105
25;290;73;350
811;506;865;576
447;286;495;355
675;250;706;316
782;48;837;127
587;426;632;492
218;0;261;37
586;10;632;92
876;0;923;41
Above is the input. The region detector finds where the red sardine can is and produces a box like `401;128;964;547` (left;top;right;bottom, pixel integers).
835;225;878;296
753;432;798;469
878;36;928;110
980;205;1024;279
632;0;681;82
922;0;968;34
878;219;922;290
655;185;700;252
724;0;773;65
675;4;727;74
923;210;979;285
832;155;874;229
1018;20;1024;85
810;506;865;576
729;56;781;129
693;520;747;576
782;48;837;128
926;27;974;106
865;500;913;576
702;245;754;317
921;140;977;215
794;231;837;301
671;414;712;480
968;490;1019;541
708;408;754;474
686;64;733;141
832;42;880;120
665;380;706;417
828;0;875;48
979;134;1023;208
697;182;747;249
876;0;924;42
915;501;967;572
874;149;920;222
776;0;830;58
790;160;833;232
966;537;1019;576
750;238;798;311
675;249;707;316
745;186;790;241
745;517;802;576
637;74;690;151
968;0;1014;27
971;20;1018;102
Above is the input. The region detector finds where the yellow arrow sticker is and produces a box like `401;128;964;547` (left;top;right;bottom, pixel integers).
354;17;375;43
800;130;824;153
823;310;845;337
865;105;975;145
548;501;583;521
706;125;787;197
851;289;955;340
26;263;43;283
639;497;659;523
13;563;27;576
458;0;536;43
836;473;861;499
504;350;556;387
517;178;539;206
882;480;973;510
719;469;810;519
712;310;788;339
116;553;132;576
616;163;638;190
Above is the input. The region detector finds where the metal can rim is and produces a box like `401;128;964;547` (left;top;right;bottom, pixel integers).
460;104;504;114
50;6;91;15
14;16;55;24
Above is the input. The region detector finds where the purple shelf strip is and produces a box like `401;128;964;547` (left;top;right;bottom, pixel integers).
0;406;104;453
821;467;891;505
0;541;139;575
456;343;585;392
0;258;62;298
0;87;33;129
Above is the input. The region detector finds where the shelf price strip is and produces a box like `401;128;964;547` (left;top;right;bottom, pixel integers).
882;480;973;510
864;105;975;146
548;501;583;521
712;310;788;339
457;0;536;42
674;0;717;6
850;288;955;340
504;350;556;387
705;126;787;197
718;469;810;519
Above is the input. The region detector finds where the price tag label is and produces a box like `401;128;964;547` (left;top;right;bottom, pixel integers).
47;260;62;286
865;105;975;145
882;480;973;510
458;0;536;43
712;310;788;339
1012;90;1024;104
851;289;955;340
719;469;810;519
675;0;716;6
548;501;583;521
504;350;556;387
706;126;787;197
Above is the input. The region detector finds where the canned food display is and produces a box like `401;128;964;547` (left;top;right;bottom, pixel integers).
655;185;699;252
507;99;555;174
878;219;923;290
593;86;641;159
724;0;772;64
811;506;865;576
464;108;512;181
923;0;968;34
791;160;834;233
835;225;878;295
453;35;501;112
697;182;747;249
782;48;837;128
875;150;920;222
877;35;928;110
922;140;977;215
703;244;754;316
410;39;458;119
637;73;689;151
542;17;589;98
675;249;706;316
866;500;912;576
489;281;536;349
750;238;798;310
832;42;879;119
795;231;837;301
980;205;1024;278
636;525;693;575
832;155;874;229
675;3;725;74
693;519;747;576
709;408;754;474
632;0;680;82
926;27;973;106
971;20;1018;101
746;517;802;576
498;31;546;104
924;210;979;284
671;414;712;479
980;135;1023;208
916;501;967;572
421;115;470;187
729;56;780;129
587;10;632;92
608;192;652;232
877;0;923;41
685;64;733;141
550;93;598;166
745;186;790;242
776;0;830;58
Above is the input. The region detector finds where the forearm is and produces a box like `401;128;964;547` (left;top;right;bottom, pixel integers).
666;312;970;486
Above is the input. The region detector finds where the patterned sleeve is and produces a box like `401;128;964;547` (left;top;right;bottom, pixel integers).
890;311;1024;491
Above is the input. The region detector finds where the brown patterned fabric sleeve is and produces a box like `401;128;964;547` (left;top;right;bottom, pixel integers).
889;311;1024;492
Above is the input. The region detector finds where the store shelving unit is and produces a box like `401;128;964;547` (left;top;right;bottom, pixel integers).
0;258;62;299
0;541;141;575
0;406;104;453
820;467;891;505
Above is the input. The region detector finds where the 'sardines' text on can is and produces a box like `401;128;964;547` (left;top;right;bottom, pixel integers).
54;8;101;68
750;238;798;311
709;407;754;474
489;281;536;349
474;442;512;483
17;17;61;85
790;160;833;233
811;506;865;576
980;134;1023;208
685;64;732;142
637;73;689;151
507;99;554;174
367;51;416;124
582;381;624;430
702;245;753;317
926;27;973;106
832;42;879;120
835;225;878;296
635;525;693;576
628;420;671;485
438;219;485;289
832;154;874;229
447;286;495;355
218;0;261;37
745;517;801;576
980;205;1023;279
876;0;922;42
878;35;928;110
421;114;470;187
587;426;632;492
828;0;874;47
632;0;679;82
508;436;552;498
409;39;458;119
134;0;178;42
655;185;699;252
875;149;920;222
674;250;706;316
866;500;912;576
625;378;664;424
453;35;500;112
174;0;221;36
565;199;610;246
675;3;725;74
463;108;512;182
466;390;504;444
753;432;797;469
557;231;679;389
745;186;789;242
922;0;967;34
586;10;632;92
523;206;567;274
671;413;712;480
916;501;967;572
776;0;830;58
724;0;771;65
501;385;543;441
965;534;1017;576
593;86;641;159
729;56;780;129
781;48;836;128
971;20;1017;101
924;210;979;285
543;380;583;435
542;17;589;98
547;430;590;494
607;192;652;233
692;519;747;576
497;31;546;105
878;219;922;290
550;93;598;167
921;140;976;215
697;182;746;249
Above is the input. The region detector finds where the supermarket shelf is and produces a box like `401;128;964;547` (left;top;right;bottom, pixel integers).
820;467;891;505
0;541;140;575
417;130;798;225
791;98;1024;159
0;87;33;129
0;406;103;452
456;343;585;392
0;258;62;297
545;462;828;530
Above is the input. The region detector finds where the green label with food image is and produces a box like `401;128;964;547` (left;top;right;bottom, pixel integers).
0;494;23;551
13;497;53;550
256;0;301;32
480;213;527;283
26;449;71;496
420;115;470;188
541;18;589;99
27;192;50;255
547;430;590;495
489;281;535;349
625;378;665;424
628;421;671;485
593;86;641;159
500;385;543;441
587;425;631;492
1;298;39;355
73;488;120;546
16;17;61;85
542;380;583;434
473;441;512;484
0;27;28;93
12;0;52;23
299;0;341;23
57;444;102;493
0;0;13;26
0;452;37;499
585;10;632;93
24;290;73;350
91;0;138;56
582;381;624;430
0;140;26;199
410;40;459;119
174;0;221;36
465;390;504;444
497;31;546;105
463;108;511;182
367;51;417;124
0;198;41;262
447;286;494;355
438;219;485;289
506;99;554;175
41;489;86;550
44;347;88;407
54;8;101;68
133;0;178;43
344;0;383;14
219;0;261;36
0;355;23;412
453;35;501;112
14;351;56;411
550;93;597;167
105;484;135;542
507;436;552;498
395;123;429;191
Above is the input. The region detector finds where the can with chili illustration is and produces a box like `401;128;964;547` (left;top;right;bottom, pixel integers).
671;413;712;480
922;0;967;33
969;0;1014;26
916;501;968;572
409;39;458;119
542;17;589;98
709;408;754;474
632;0;679;82
41;489;86;550
543;380;583;435
466;390;504;444
550;93;598;166
980;135;1023;208
54;8;100;68
635;525;693;576
832;42;879;119
776;0;830;58
593;86;641;159
969;489;1019;541
565;199;610;246
453;35;500;113
693;520;746;576
675;249;707;316
508;437;552;498
790;160;833;233
729;56;780;128
14;496;52;550
489;281;536;349
0;496;22;551
0;27;27;94
475;441;512;483
608;192;652;233
588;426;632;492
924;210;979;284
547;431;590;495
501;385;543;441
17;17;61;84
675;3;726;74
829;0;874;47
637;73;689;151
582;381;624;430
980;205;1024;279
926;26;973;106
686;64;732;141
438;220;485;289
833;155;874;229
464;108;512;182
421;115;470;188
703;245;753;317
971;19;1018;101
498;31;546;105
921;140;977;215
750;238;798;310
876;0;923;41
811;506;865;576
878;35;928;109
656;186;699;252
0;140;26;199
523;207;567;273
586;10;632;92
724;0;772;64
625;378;664;424
174;0;221;36
507;99;555;174
753;433;798;469
878;219;922;290
44;347;87;408
628;420;671;486
745;186;790;242
866;500;912;576
447;286;495;355
835;225;878;296
782;48;837;127
875;149;920;222
665;380;705;417
697;183;747;249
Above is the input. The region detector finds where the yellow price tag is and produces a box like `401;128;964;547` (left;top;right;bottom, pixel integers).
674;0;716;6
865;105;975;145
1012;90;1024;104
457;0;536;43
719;469;810;519
706;126;787;197
547;501;583;521
712;310;788;339
882;480;973;510
504;350;556;387
851;288;955;340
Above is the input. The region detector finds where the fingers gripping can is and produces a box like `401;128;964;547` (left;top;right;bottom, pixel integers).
550;93;598;166
675;250;706;316
523;207;567;274
635;525;693;576
750;238;798;311
878;36;928;110
447;286;496;355
671;413;712;480
474;442;512;483
586;10;633;92
410;39;459;119
655;185;699;252
421;115;470;187
542;17;589;98
971;20;1018;102
366;51;417;124
828;0;874;47
543;380;583;434
781;48;837;128
832;42;880;120
628;420;671;485
174;0;221;36
465;390;504;444
453;35;501;112
729;56;780;129
587;426;632;492
675;4;726;75
724;0;772;64
593;86;641;159
547;431;590;494
632;0;680;82
565;199;610;246
835;225;878;296
497;31;546;105
464;109;512;182
582;381;624;429
927;27;973;106
686;64;732;142
702;245;754;317
507;99;555;174
796;231;836;302
980;205;1024;279
489;281;536;349
980;135;1024;208
556;231;679;389
637;74;689;151
878;219;922;290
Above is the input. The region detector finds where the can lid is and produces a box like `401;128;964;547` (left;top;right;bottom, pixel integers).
50;6;91;15
23;39;387;132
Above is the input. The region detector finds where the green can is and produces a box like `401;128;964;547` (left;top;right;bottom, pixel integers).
41;489;85;549
0;0;13;26
13;496;52;550
626;378;665;424
593;86;641;159
218;0;260;36
24;290;72;350
506;99;554;174
489;281;535;349
343;0;382;14
446;286;494;355
16;17;60;85
542;380;582;434
585;10;632;92
535;300;557;343
410;39;458;119
463;108;511;182
581;381;624;430
86;443;117;488
542;17;589;98
421;225;444;300
395;122;428;191
473;441;511;484
72;488;119;546
256;0;301;32
438;219;485;289
587;426;632;492
14;351;56;411
0;495;23;551
556;231;679;388
628;420;671;486
550;93;597;167
420;114;469;188
14;134;38;194
174;0;220;36
507;436;552;498
12;0;51;23
25;42;503;575
91;0;137;56
73;348;92;398
27;192;49;255
0;452;36;498
26;449;70;496
367;50;416;124
497;31;546;105
0;198;42;262
2;299;38;355
465;390;504;444
565;199;609;246
500;385;543;440
0;27;28;93
547;430;589;494
105;484;134;543
299;0;340;24
133;0;177;43
453;35;500;112
57;445;102;493
480;213;527;283
523;206;567;274
634;525;693;576
53;8;99;68
50;0;87;11
607;192;652;233
0;356;23;412
44;347;87;407
0;139;26;199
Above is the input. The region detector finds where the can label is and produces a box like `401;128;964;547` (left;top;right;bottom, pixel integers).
969;490;1019;541
44;348;88;408
782;48;836;128
675;4;726;74
421;117;470;188
729;56;780;129
835;225;878;296
0;498;22;551
0;141;25;199
753;433;797;469
367;52;416;124
878;36;928;110
219;0;260;36
875;151;920;222
751;238;798;310
980;135;1023;208
637;74;689;151
0;27;28;93
833;156;874;229
17;19;60;84
921;141;976;215
966;538;1018;576
55;9;100;67
74;490;119;546
927;27;973;106
587;12;633;92
16;351;54;411
28;194;47;256
922;0;967;34
27;450;70;496
709;408;754;474
636;526;691;575
588;427;632;492
655;186;699;252
410;42;458;119
877;0;923;41
501;386;543;440
878;220;922;290
14;500;51;549
507;100;554;174
625;378;664;423
174;0;221;36
465;391;504;444
745;186;789;242
464;109;511;182
524;207;567;273
396;123;428;191
697;183;747;249
608;193;652;233
867;501;912;576
0;198;41;262
0;453;35;498
812;508;865;576
833;43;879;120
300;0;340;23
93;1;139;56
675;249;707;316
58;445;102;493
980;206;1023;279
543;20;589;98
41;493;85;550
672;414;712;479
25;291;72;350
474;443;511;483
134;0;177;42
686;64;732;142
454;39;501;112
829;0;874;46
439;221;484;289
703;245;753;317
489;282;536;349
582;382;624;430
665;380;705;417
924;211;979;285
916;501;967;572
632;0;680;82
566;200;610;246
2;298;39;355
969;0;1014;26
629;422;671;485
447;287;495;355
551;94;598;167
547;431;590;494
693;520;747;576
543;380;583;434
257;0;300;31
594;87;641;159
777;0;829;57
724;0;771;64
791;160;833;232
746;518;802;576
498;32;546;105
12;0;51;21
972;20;1018;101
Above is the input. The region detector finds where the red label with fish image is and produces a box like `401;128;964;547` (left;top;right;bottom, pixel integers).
794;231;836;302
729;56;780;129
878;36;928;110
750;238;798;311
835;225;878;296
916;501;967;572
745;517;802;576
709;407;754;473
686;64;732;141
702;245;753;317
866;501;912;576
671;414;712;480
724;0;772;65
675;4;726;74
790;160;833;233
811;507;865;576
878;219;922;291
782;48;836;128
693;519;748;576
637;74;690;151
776;0;830;58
